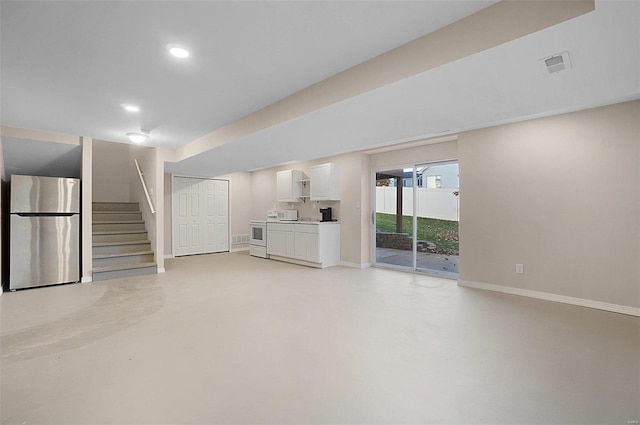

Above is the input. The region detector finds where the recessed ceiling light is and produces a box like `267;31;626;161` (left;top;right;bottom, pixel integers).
126;131;150;144
122;104;140;112
168;45;189;58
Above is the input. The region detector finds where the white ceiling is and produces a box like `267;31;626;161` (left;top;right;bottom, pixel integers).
2;1;638;179
1;0;495;148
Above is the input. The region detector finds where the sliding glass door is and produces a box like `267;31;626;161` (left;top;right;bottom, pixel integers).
413;162;459;277
374;169;415;271
374;161;459;279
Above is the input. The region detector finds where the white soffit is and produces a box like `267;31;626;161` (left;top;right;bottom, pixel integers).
166;0;640;176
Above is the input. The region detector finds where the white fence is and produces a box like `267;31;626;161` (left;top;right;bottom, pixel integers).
376;187;459;221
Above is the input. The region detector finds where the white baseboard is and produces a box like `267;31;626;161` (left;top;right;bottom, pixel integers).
157;267;165;273
458;280;640;317
269;255;323;268
340;261;372;269
164;254;174;259
230;247;250;253
81;276;93;283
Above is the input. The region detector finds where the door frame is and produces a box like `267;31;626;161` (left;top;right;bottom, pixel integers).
171;174;230;257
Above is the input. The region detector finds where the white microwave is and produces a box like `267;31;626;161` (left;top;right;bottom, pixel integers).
268;209;298;221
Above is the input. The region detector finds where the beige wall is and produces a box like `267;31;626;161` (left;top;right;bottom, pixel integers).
358;154;372;264
129;145;161;269
81;137;93;281
458;100;640;309
369;140;458;170
217;171;252;247
92;140;130;202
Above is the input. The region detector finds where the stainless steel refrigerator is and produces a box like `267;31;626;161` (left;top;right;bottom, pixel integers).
10;175;80;290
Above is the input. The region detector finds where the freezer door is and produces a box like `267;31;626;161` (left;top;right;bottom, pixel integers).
10;175;80;213
10;215;80;290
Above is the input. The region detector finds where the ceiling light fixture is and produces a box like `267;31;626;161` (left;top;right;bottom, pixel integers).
126;130;150;144
168;44;189;59
122;104;140;112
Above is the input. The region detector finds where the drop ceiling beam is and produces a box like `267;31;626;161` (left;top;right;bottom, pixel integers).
176;0;594;163
0;126;81;145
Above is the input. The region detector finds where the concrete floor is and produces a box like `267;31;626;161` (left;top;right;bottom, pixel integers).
376;247;459;279
1;251;639;424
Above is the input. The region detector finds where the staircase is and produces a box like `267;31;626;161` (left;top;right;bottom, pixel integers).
92;202;157;281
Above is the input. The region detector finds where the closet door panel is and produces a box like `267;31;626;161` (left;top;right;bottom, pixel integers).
173;176;229;256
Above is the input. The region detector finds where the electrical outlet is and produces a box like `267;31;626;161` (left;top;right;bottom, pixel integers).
516;264;524;274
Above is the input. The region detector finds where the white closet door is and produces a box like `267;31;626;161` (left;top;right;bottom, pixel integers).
214;180;229;252
187;178;204;254
202;179;223;253
173;177;191;256
173;176;229;256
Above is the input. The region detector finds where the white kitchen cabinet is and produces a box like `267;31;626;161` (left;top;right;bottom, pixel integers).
310;163;340;201
267;222;295;257
277;169;303;202
294;224;319;262
267;222;339;268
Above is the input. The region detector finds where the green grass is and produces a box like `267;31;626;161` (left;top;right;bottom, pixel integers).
376;213;459;255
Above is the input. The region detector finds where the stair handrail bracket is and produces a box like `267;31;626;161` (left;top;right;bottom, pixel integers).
134;159;156;214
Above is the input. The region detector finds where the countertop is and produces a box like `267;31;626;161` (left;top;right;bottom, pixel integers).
267;219;339;225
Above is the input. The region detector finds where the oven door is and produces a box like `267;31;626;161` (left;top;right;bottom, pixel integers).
250;223;266;247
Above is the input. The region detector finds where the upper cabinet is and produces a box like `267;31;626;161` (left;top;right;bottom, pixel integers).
277;169;304;202
311;163;340;201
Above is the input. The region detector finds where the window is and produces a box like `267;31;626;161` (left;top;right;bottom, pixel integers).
426;175;441;189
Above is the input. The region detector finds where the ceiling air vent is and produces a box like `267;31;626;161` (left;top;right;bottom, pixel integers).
539;51;572;74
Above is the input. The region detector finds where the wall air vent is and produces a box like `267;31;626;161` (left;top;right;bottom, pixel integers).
539;51;572;74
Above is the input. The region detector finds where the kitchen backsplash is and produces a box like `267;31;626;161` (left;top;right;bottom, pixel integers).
276;200;340;221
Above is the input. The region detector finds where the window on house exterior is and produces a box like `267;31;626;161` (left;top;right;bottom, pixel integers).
426;175;442;189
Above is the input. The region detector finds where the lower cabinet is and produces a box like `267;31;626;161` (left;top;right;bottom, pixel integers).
267;222;340;268
266;223;295;258
294;225;319;262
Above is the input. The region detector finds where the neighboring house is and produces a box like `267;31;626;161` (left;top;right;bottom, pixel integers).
396;163;459;189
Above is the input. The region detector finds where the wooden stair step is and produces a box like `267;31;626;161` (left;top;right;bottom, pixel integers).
92;202;140;212
93;261;157;273
92;210;141;214
92;240;150;247
93;230;147;235
93;250;154;259
93;220;145;224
